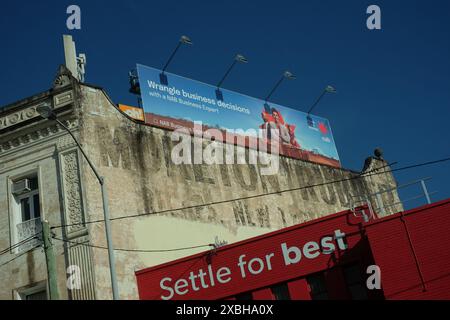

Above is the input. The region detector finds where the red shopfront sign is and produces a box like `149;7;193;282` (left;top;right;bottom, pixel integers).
135;207;372;300
136;199;450;300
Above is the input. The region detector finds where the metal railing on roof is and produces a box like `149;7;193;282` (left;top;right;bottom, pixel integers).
349;177;436;221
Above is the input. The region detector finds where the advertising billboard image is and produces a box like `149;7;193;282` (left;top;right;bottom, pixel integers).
137;64;341;168
118;104;145;122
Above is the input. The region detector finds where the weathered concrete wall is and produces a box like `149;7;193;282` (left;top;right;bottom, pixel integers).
78;84;402;299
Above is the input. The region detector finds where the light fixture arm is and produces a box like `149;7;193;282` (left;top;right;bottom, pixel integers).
217;59;238;89
265;76;285;102
307;86;336;115
161;41;182;74
307;89;327;115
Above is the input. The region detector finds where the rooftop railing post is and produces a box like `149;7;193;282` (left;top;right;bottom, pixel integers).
420;180;432;204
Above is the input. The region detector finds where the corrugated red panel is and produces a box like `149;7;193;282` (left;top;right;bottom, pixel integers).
136;199;450;300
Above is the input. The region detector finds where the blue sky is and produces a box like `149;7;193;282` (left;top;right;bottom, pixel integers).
1;0;449;207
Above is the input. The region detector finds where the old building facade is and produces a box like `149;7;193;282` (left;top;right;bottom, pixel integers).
0;66;402;300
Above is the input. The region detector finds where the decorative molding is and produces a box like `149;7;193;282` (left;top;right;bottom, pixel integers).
53;65;74;90
59;150;97;299
65;235;97;300
54;90;74;108
56;135;77;151
0;119;79;154
0;103;42;131
0;91;74;133
60;150;85;234
1;64;75;132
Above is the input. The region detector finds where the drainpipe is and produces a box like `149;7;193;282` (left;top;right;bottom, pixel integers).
400;212;427;292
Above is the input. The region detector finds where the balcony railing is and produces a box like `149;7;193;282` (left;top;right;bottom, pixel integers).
16;217;42;253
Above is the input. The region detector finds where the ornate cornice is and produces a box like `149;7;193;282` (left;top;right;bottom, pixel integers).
0;103;41;131
0;119;79;154
0;90;74;133
53;64;76;90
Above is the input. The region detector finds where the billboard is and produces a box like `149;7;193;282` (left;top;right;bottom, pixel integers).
136;64;340;168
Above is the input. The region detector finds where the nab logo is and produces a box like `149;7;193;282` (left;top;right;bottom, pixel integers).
318;122;328;135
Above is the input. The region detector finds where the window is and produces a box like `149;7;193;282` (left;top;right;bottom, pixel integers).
24;289;47;300
343;264;368;300
271;283;291;300
16;283;48;300
14;177;40;222
11;175;42;252
307;274;329;300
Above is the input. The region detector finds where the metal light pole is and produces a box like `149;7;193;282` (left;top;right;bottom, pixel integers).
264;70;296;103
159;35;193;85
215;54;248;101
36;103;119;300
307;85;337;115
